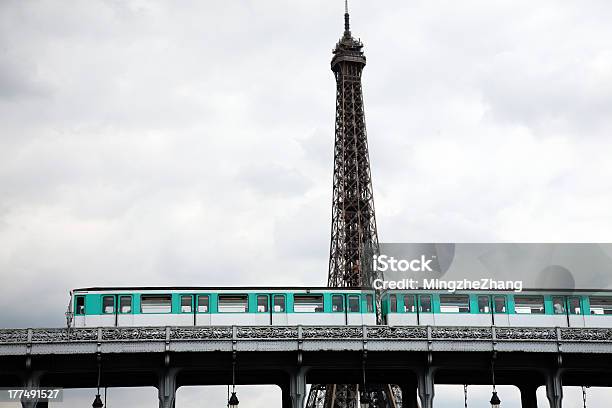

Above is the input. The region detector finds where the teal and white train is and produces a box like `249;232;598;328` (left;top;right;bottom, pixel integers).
382;289;612;328
68;287;612;328
69;287;377;328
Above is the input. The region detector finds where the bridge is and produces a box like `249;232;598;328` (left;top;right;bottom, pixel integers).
2;326;612;408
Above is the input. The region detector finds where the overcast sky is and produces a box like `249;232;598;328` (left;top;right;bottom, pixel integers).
2;0;612;407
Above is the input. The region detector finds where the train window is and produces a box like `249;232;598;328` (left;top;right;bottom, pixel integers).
102;296;115;314
141;295;172;313
419;295;432;313
514;296;545;314
552;297;566;315
478;296;490;313
294;295;324;313
273;295;285;312
257;295;269;312
389;295;397;313
569;297;581;315
403;295;415;313
181;296;192;313
218;295;249;313
348;295;360;312
197;295;209;313
494;296;507;313
75;296;85;315
440;295;470;313
589;297;612;315
366;294;374;313
119;296;132;314
332;295;344;312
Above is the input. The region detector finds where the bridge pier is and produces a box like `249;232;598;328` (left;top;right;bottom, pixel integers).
157;368;178;408
416;367;435;408
20;369;47;408
518;384;539;408
289;368;307;408
21;401;47;408
545;369;563;408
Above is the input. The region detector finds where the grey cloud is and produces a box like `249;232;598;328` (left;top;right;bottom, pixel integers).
237;163;313;197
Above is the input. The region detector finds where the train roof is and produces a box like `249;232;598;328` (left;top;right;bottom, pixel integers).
72;286;376;292
381;288;612;293
71;286;612;293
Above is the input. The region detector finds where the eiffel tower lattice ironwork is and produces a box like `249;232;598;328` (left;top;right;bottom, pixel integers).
305;3;402;408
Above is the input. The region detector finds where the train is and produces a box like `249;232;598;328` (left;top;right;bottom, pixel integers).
67;287;612;328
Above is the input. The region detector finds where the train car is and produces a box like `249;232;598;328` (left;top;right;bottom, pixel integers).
381;289;612;328
68;287;377;328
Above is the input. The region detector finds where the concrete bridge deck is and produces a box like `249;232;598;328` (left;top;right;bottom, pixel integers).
1;326;611;408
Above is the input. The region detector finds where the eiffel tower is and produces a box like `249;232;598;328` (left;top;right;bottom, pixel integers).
305;2;402;408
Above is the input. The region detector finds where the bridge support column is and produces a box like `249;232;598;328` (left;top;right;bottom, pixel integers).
545;370;563;408
21;371;47;408
280;383;292;408
417;367;435;408
518;384;539;408
157;368;178;408
289;368;306;408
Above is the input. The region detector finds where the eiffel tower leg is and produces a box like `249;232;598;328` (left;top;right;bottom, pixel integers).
417;368;434;408
290;368;307;408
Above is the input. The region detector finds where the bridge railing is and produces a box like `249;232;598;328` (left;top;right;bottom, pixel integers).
1;326;612;344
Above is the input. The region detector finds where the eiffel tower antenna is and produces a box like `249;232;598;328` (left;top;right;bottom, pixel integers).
344;0;351;33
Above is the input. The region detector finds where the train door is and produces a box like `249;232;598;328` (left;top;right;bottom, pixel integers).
271;294;288;325
100;294;117;327
73;295;86;327
256;294;271;325
346;294;362;325
331;293;347;325
477;295;494;326
178;295;196;326
195;294;211;326
116;294;134;327
418;295;434;325
567;296;585;327
551;296;569;327
492;295;510;326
